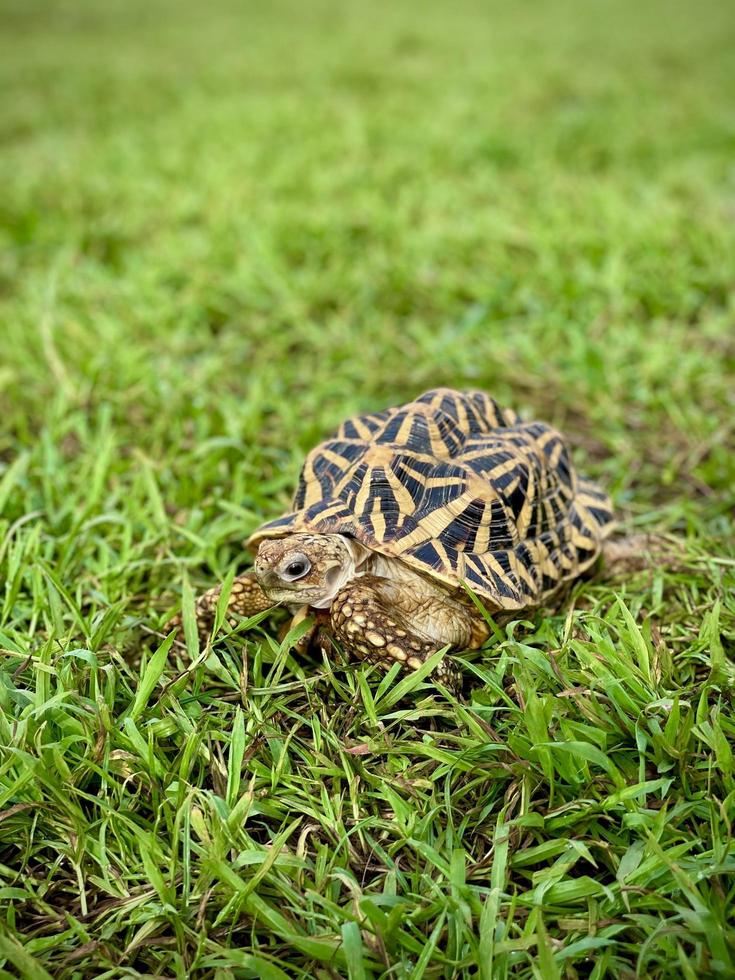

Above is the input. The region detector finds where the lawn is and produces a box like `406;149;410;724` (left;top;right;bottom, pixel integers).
1;0;734;976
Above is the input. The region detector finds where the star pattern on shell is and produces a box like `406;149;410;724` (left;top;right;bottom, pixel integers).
250;388;615;610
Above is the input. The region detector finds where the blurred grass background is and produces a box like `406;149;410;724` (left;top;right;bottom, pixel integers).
1;0;734;976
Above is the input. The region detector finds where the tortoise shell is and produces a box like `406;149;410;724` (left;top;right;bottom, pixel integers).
249;388;615;610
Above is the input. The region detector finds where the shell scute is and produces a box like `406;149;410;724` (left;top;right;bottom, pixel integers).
250;388;615;609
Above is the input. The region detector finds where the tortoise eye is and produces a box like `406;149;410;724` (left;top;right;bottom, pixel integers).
282;555;311;581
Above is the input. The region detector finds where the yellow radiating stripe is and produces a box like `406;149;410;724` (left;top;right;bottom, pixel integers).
356;417;378;440
423;476;466;489
570;527;596;550
318;447;352;470
541;496;552;532
495;501;520;547
353;464;374;517
561;554;573;570
500;475;520;497
394;411;416;446
460;445;501;461
395;525;432;549
547;440;564;469
516;465;535;537
476;392;497;429
334;467;357;495
429;423;450;458
371;497;386;543
384;462;417;515
528;538;545;561
317;502;349;522
479;456;522;482
472;502;492;554
394;448;439;465
302;451;322;507
398;489;477;548
332;448;379;496
454;393;469;435
572;501;598;536
432;538;452;570
543;496;560;537
532;428;558;451
421;391;444;412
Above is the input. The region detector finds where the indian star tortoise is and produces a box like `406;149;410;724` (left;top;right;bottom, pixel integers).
166;388;617;689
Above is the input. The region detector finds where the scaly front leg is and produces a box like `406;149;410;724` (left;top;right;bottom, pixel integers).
330;575;478;691
165;572;273;645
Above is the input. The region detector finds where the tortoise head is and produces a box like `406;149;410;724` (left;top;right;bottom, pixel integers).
254;533;367;608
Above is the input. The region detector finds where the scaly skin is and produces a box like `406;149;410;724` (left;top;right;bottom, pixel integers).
329;574;476;690
165;572;272;644
165;533;655;690
167;559;481;692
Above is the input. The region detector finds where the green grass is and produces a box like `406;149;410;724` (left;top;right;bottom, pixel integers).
1;0;734;975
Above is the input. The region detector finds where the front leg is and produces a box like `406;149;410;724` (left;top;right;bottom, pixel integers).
165;572;273;645
330;575;467;691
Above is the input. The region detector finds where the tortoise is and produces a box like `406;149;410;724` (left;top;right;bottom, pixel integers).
167;388;616;688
